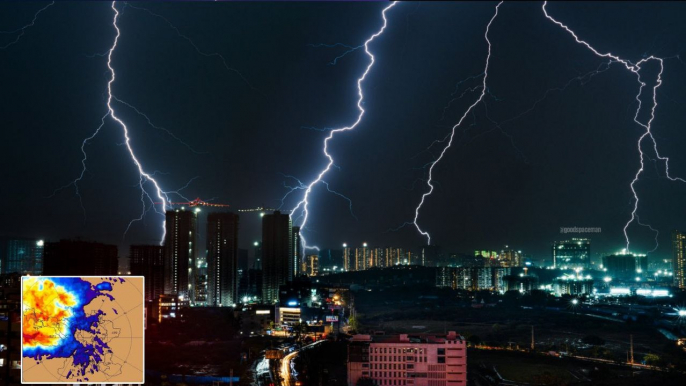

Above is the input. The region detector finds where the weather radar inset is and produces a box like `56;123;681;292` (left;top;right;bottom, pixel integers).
21;276;144;384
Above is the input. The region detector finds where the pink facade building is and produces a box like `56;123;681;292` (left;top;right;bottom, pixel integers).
348;332;467;386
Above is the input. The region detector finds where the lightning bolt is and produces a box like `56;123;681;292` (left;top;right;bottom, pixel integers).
124;175;200;239
278;174;357;222
543;1;677;252
0;1;54;50
290;2;398;251
307;42;364;66
49;112;109;220
54;1;186;245
412;1;503;245
106;1;172;245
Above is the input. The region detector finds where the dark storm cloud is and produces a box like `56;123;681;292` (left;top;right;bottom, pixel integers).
2;1;686;263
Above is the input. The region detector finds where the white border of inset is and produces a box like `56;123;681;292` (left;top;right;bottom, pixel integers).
20;275;145;384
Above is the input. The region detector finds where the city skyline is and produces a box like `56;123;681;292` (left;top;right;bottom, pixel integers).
4;2;686;385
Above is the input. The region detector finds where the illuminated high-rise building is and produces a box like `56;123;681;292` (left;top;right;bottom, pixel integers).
552;238;590;269
0;238;44;275
164;208;198;302
673;230;686;289
130;245;164;302
384;247;404;266
602;252;646;281
305;254;319;276
369;247;385;268
342;243;352;271
355;243;369;271
292;226;302;275
436;266;510;292
206;212;239;307
261;211;293;304
499;248;523;268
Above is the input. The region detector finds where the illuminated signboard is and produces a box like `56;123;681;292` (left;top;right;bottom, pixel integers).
325;315;339;322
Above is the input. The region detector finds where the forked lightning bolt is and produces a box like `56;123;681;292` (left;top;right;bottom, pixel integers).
106;1;171;244
0;1;54;50
290;2;398;251
543;1;679;252
412;1;503;245
54;1;180;244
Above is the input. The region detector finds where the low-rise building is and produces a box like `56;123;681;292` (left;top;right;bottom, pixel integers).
348;332;467;386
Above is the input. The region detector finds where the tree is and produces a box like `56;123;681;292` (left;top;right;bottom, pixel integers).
644;353;661;366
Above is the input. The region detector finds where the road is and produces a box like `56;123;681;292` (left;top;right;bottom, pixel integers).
280;340;326;386
280;350;298;386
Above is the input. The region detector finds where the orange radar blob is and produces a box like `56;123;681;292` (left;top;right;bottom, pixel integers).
22;278;77;348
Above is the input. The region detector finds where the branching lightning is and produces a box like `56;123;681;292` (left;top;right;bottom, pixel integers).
542;1;681;252
307;42;364;66
112;96;206;154
0;1;54;50
123;1;256;90
278;174;357;222
411;1;503;245
106;1;171;244
290;2;398;251
55;1;202;244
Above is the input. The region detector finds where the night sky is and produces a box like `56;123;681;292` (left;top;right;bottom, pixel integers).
3;1;686;263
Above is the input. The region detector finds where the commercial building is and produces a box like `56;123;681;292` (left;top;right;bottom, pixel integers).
43;239;117;276
261;211;293;304
164;208;198;302
206;212;240;307
237;304;274;335
348;332;467;386
0;238;44;275
153;293;189;323
673;230;686;289
129;244;165;302
552;238;590;269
